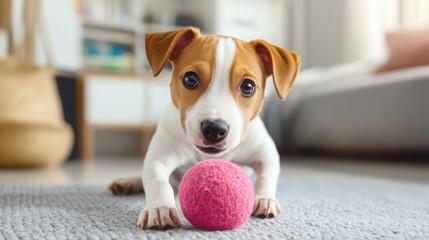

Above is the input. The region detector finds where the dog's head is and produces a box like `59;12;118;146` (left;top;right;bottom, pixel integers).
145;27;300;156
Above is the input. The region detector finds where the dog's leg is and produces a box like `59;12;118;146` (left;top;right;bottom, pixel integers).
250;156;282;218
237;146;282;218
137;156;183;230
108;176;143;196
236;118;282;218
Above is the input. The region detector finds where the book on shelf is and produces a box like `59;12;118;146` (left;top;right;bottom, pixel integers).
76;0;136;24
83;40;134;73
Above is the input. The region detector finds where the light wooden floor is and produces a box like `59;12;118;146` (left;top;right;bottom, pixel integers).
0;156;428;186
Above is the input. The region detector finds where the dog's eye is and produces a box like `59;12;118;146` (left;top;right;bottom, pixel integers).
182;72;199;89
239;79;256;97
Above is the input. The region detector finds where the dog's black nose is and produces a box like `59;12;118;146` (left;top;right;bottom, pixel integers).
200;119;229;144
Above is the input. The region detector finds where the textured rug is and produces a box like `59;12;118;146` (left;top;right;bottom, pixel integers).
1;179;428;240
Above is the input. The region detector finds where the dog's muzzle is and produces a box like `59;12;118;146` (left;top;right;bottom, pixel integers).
196;118;229;155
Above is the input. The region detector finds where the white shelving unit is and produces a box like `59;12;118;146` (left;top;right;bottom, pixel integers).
76;0;181;159
77;0;184;74
81;20;179;73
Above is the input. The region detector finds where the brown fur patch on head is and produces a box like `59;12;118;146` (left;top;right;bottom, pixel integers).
145;27;300;134
230;39;267;125
170;36;219;129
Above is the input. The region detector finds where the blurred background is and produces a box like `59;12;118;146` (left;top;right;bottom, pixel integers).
0;0;428;185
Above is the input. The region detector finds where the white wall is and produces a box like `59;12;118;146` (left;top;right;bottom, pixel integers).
11;0;81;71
41;0;81;71
288;0;387;69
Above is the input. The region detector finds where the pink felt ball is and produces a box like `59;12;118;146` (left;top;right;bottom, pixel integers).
178;159;254;231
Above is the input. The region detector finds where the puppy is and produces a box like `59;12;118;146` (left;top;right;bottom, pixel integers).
109;27;300;230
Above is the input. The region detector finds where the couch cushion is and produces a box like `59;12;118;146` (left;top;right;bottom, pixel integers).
375;30;429;73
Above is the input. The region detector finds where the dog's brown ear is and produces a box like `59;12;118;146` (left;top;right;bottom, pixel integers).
145;27;201;77
251;40;301;100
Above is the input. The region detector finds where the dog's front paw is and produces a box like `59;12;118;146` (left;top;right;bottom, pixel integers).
137;206;181;230
252;197;282;218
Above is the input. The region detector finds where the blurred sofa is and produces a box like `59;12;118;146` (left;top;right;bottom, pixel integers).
263;65;429;155
263;29;429;156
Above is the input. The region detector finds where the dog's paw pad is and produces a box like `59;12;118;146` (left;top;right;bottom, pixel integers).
252;198;281;218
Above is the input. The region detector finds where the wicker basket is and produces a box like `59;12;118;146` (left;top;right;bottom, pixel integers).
0;122;73;168
0;0;73;168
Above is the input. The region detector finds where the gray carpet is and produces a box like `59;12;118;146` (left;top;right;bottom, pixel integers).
1;179;428;240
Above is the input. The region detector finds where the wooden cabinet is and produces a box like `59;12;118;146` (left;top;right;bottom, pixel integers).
77;72;170;160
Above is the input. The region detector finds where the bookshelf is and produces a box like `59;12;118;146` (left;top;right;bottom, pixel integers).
76;0;179;74
76;0;139;73
75;0;180;159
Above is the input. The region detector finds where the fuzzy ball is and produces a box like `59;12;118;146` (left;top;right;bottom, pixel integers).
178;159;254;231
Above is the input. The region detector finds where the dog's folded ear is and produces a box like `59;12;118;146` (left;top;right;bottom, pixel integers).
145;27;201;77
251;40;301;100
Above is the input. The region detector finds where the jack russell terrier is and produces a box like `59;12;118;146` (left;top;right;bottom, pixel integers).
108;27;300;230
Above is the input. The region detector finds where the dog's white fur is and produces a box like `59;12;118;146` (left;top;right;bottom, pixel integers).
136;37;281;229
187;38;243;152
